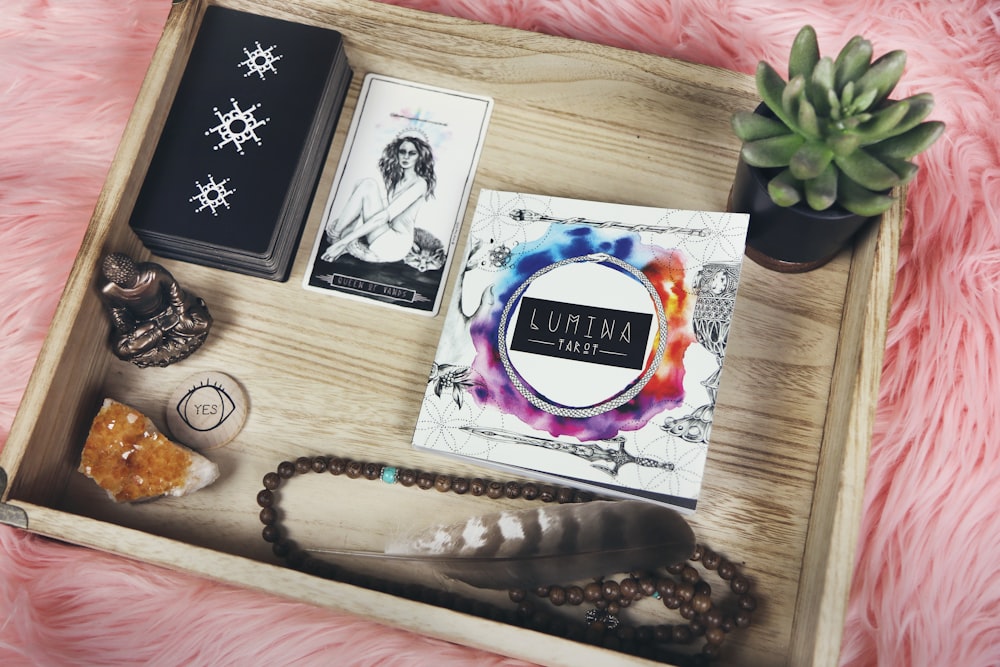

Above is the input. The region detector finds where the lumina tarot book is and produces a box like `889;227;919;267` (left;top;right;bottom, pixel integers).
411;190;750;512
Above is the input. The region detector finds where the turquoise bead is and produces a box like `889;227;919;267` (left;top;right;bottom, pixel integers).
381;466;398;484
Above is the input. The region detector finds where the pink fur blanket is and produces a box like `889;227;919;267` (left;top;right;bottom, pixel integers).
2;1;998;665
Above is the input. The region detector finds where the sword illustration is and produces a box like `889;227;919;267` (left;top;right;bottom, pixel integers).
510;208;709;237
460;426;675;478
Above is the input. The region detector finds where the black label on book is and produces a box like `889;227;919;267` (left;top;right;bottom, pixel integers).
510;297;652;370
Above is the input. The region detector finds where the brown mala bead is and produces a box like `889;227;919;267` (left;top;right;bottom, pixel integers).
259;507;277;525
434;474;452;492
619;577;639;601
362;462;381;480
601;580;621;601
469;478;486;495
656;577;676;598
451;477;470;494
730;575;750;595
311;456;329;473
702;607;723;628
416;471;435;489
547;586;567;606
262;472;280;490
397;468;417;486
256;489;274;508
583;582;603;602
676;581;695;602
276;460;295;478
705;626;725;645
504;481;522;499
345;460;364;479
691;592;712;615
486;480;505;499
538;485;557;502
295;457;313;474
521;483;539;500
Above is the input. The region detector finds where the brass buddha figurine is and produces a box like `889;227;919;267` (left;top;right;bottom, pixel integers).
99;252;212;367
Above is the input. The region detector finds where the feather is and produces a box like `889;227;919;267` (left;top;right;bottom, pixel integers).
309;500;694;590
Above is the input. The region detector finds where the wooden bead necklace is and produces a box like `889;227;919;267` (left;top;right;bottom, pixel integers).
256;455;757;666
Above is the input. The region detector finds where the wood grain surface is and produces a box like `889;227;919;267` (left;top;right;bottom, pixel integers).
0;1;900;665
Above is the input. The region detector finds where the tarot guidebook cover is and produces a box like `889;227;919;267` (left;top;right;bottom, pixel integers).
412;190;750;511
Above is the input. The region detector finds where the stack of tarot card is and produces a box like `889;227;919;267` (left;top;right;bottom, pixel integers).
129;6;352;281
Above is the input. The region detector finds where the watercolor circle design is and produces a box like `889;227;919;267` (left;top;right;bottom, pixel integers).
497;253;667;418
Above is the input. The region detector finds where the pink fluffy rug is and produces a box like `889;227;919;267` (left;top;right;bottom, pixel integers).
2;0;998;665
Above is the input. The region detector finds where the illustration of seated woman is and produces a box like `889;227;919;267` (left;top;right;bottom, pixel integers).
322;132;437;264
98;252;212;368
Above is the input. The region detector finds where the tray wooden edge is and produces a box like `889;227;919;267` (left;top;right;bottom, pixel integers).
15;500;666;667
789;190;903;665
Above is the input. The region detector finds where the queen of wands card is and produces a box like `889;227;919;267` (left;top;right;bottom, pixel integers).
303;74;493;315
411;190;750;512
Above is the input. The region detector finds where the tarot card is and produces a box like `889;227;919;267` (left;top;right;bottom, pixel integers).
303;74;493;315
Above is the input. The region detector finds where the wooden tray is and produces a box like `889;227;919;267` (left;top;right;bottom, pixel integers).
0;1;900;665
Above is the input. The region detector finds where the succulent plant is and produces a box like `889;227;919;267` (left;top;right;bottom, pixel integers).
731;25;944;216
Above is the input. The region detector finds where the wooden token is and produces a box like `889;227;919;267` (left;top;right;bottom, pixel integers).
166;371;248;450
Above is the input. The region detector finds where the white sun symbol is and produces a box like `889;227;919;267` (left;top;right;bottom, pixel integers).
239;41;283;80
189;174;235;216
205;98;269;155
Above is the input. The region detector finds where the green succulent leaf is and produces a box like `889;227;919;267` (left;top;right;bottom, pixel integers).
767;168;803;207
834;147;901;191
828;132;861;157
731;111;793;141
827;88;842;120
867;93;936;142
834;35;873;91
878;155;920;184
841;80;855;109
838;172;896;216
782;74;807;119
804;162;838;210
741;133;806;167
868;121;945;158
797;97;821;139
852;99;911;145
849;86;879;114
789;25;820;79
789;141;834;180
855;50;907;106
807;57;835;116
756;61;802;134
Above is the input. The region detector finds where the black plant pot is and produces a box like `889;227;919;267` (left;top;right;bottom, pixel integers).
728;104;879;273
728;156;874;272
